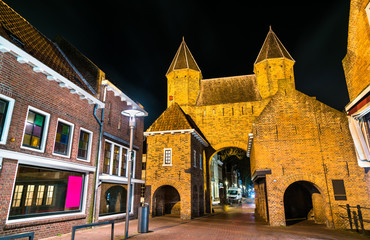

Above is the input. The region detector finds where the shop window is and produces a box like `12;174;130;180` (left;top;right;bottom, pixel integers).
163;148;172;166
0;94;15;144
77;128;93;161
332;179;347;201
53;119;74;157
99;183;128;216
22;107;50;152
9;165;84;220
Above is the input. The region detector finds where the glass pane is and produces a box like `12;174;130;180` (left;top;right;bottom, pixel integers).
25;122;33;134
121;149;127;177
57;122;63;133
60;134;68;144
9;165;84;220
27;111;35;123
0;100;6;113
34;114;44;127
31;136;40;148
62;125;69;135
56;133;61;142
83;132;89;142
22;134;31;146
33;125;42;137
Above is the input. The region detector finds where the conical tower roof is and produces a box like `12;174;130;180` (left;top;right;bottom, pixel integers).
166;37;201;76
255;27;294;64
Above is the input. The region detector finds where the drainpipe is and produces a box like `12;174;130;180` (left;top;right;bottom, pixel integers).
92;85;107;223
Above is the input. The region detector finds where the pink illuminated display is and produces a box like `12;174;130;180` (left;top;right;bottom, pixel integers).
65;176;83;208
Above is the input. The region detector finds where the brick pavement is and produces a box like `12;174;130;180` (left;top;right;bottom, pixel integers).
43;205;369;240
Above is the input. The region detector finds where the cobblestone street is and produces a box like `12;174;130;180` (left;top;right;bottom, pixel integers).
45;202;369;240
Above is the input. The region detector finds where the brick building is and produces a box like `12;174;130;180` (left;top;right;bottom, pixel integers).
342;0;370;187
0;1;146;239
144;27;370;228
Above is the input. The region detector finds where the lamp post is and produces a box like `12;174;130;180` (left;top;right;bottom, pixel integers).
121;108;147;239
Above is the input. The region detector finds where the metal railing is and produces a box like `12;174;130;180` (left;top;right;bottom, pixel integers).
338;204;369;234
71;220;115;240
0;232;34;240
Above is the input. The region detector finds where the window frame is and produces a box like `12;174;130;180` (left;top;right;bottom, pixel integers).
332;179;347;201
0;93;15;145
52;118;74;158
21;106;50;153
103;139;134;178
163;148;172;166
7;164;88;223
76;127;93;162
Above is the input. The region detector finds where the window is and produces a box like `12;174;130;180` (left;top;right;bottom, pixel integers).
103;142;112;174
121;148;127;177
103;140;133;177
53;119;74;157
77;128;93;161
22;107;50;152
332;179;347;201
99;183;129;216
0;94;15;144
199;153;202;170
163;148;172;166
12;185;23;207
9;165;84;220
112;146;120;175
194;150;197;167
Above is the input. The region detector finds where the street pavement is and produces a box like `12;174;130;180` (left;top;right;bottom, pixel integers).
44;200;369;240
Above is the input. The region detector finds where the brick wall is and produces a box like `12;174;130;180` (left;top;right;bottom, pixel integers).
145;132;205;220
0;51;100;239
251;86;369;228
342;0;370;101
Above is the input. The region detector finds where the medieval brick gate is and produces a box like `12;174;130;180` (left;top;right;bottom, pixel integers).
144;28;370;228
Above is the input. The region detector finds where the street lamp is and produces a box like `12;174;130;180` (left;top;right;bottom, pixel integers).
121;108;147;239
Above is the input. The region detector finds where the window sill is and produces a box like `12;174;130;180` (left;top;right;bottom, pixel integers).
20;145;45;153
162;164;172;167
52;152;71;158
5;213;87;229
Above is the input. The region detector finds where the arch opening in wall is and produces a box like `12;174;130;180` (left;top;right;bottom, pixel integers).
152;185;180;217
284;181;326;226
210;147;253;208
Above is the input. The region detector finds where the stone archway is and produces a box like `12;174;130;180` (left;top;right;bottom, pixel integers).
283;181;326;225
152;185;181;217
208;146;251;208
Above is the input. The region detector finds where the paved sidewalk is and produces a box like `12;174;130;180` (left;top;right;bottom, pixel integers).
43;206;369;240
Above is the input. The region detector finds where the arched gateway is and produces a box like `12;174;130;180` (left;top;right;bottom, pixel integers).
144;28;369;227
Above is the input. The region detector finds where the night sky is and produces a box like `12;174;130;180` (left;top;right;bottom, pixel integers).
5;0;350;129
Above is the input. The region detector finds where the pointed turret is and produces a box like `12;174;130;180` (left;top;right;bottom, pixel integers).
166;37;201;76
255;26;294;64
254;27;295;99
166;38;202;110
